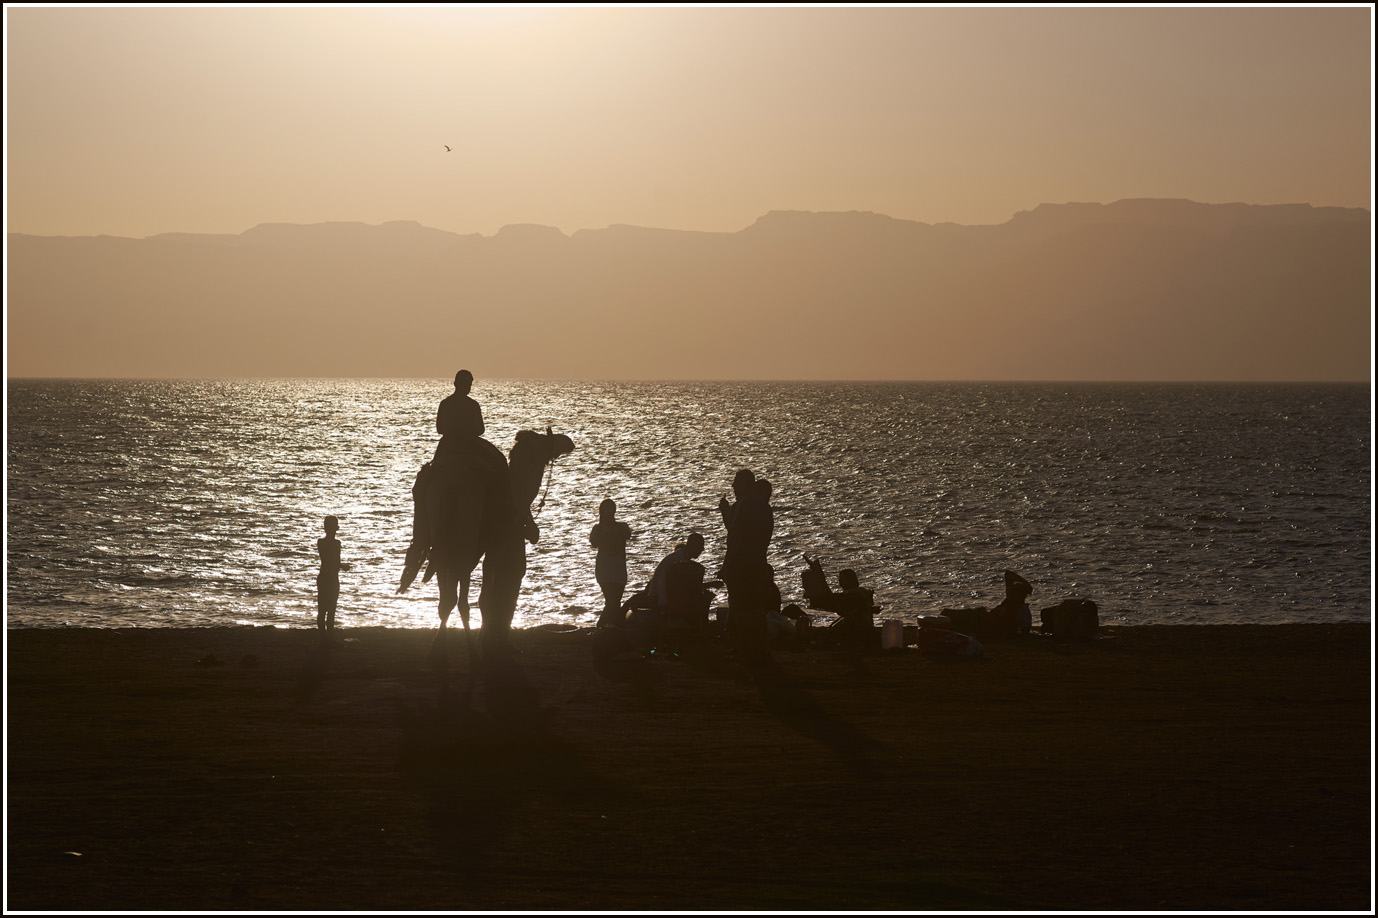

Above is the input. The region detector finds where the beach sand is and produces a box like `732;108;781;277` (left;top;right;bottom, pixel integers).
6;623;1371;911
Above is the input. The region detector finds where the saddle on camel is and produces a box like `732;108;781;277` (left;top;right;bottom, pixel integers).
399;436;507;592
398;427;574;594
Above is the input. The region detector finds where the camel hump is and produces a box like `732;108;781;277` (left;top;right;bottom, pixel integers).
431;439;508;489
403;442;510;582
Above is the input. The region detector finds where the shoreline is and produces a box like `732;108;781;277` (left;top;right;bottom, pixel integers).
6;614;1374;631
6;622;1372;910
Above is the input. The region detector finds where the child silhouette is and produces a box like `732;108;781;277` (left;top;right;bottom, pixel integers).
317;516;341;630
590;499;632;628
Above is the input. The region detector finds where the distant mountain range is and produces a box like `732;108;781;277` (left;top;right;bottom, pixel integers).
7;199;1371;380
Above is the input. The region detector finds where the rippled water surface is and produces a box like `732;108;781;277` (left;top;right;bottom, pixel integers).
6;379;1371;629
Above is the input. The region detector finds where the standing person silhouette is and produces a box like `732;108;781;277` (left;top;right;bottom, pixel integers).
590;498;633;628
317;516;341;630
719;469;772;661
754;477;775;561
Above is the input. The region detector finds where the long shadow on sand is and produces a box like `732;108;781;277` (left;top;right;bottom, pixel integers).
752;657;884;781
680;641;884;781
291;633;332;703
396;657;628;879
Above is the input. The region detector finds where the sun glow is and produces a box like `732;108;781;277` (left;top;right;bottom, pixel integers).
7;6;1367;241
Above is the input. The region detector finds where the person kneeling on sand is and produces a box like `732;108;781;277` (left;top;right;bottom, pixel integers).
663;542;714;638
622;533;711;647
622;534;701;612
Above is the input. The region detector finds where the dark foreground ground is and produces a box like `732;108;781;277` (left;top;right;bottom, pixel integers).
5;623;1372;911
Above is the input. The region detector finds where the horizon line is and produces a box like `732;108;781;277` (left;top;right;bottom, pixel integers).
7;197;1372;242
6;376;1372;386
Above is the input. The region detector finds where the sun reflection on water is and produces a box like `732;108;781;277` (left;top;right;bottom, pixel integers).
4;379;1371;629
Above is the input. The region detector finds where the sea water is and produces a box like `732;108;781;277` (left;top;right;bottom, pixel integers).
4;379;1371;629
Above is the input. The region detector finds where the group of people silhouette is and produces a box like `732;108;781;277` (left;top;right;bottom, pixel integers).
592;466;867;662
314;369;877;653
313;370;1042;656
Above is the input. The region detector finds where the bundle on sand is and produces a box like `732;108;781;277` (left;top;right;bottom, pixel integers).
6;622;1371;912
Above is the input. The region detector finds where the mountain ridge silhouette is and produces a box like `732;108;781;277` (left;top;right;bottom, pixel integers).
7;199;1370;381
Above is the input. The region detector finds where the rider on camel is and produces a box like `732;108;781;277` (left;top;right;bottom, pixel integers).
401;370;513;590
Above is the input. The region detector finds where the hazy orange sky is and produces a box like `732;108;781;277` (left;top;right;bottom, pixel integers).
5;5;1372;239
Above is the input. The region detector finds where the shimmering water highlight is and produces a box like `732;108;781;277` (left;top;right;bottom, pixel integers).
6;379;1370;629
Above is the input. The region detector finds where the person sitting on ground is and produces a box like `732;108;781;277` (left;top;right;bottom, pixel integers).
985;570;1033;637
829;568;881;651
801;554;839;612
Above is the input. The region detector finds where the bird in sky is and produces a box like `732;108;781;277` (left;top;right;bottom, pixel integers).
444;145;452;152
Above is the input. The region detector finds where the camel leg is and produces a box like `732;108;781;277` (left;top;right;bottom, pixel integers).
429;617;448;672
479;538;526;660
458;572;476;674
430;573;458;672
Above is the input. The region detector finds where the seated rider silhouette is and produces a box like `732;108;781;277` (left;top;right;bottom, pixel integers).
431;369;508;476
434;369;486;459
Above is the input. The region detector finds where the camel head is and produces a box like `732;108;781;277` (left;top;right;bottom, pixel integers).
543;425;575;460
512;427;576;467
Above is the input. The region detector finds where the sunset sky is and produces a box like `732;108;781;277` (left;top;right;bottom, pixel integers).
5;5;1372;239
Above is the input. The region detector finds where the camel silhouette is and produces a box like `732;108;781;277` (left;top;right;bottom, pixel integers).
401;427;574;673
